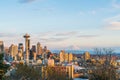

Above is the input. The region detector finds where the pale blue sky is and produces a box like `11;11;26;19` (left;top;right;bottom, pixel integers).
0;0;120;51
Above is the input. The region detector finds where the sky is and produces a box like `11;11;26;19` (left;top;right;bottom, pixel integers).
0;0;120;51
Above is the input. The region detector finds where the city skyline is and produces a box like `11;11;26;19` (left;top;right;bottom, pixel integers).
0;0;120;51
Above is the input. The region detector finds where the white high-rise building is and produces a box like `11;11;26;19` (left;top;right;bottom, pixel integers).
37;42;43;55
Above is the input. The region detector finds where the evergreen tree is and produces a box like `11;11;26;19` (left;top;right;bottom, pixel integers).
0;53;9;80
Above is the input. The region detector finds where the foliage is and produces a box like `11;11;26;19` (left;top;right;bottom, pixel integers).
10;64;42;80
8;64;70;80
0;53;10;80
89;65;117;80
88;48;118;80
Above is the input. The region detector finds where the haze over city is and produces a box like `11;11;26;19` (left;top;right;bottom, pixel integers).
0;0;120;51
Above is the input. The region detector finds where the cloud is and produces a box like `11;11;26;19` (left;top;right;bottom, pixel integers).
0;33;24;47
77;35;99;38
19;0;36;3
0;32;100;49
40;37;67;42
105;21;120;30
0;33;18;37
1;31;119;51
78;0;120;16
55;31;78;37
104;14;120;30
78;10;96;16
29;32;71;44
104;14;120;22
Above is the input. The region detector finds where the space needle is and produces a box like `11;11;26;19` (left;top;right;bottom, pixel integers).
23;33;30;64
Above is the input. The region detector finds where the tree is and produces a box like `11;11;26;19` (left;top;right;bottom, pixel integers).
8;64;70;80
0;53;9;80
9;64;42;80
88;48;118;80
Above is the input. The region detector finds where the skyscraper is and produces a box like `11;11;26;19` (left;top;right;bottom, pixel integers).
64;53;68;62
9;44;18;60
0;41;4;53
9;44;14;58
18;50;23;60
43;46;47;52
31;45;36;52
33;52;37;61
83;51;90;61
37;42;43;55
68;53;73;62
18;43;24;53
23;33;30;63
59;50;65;63
18;43;24;60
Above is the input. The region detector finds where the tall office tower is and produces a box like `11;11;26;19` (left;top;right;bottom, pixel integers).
23;33;30;63
0;41;4;53
37;42;43;55
31;45;36;52
59;50;65;63
68;53;73;62
9;44;18;60
43;46;47;52
18;49;23;60
9;44;14;58
33;52;37;61
18;43;24;60
83;51;90;61
13;45;18;60
64;53;69;62
18;43;24;53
